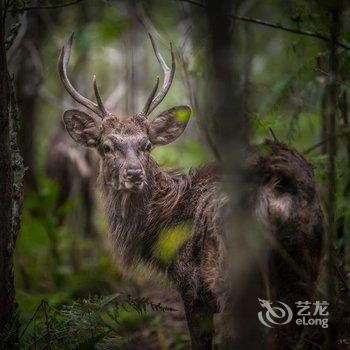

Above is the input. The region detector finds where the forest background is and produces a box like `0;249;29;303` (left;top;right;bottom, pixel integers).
0;0;349;348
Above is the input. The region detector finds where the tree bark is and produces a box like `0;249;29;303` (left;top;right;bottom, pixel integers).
13;10;46;191
201;0;266;348
0;1;19;348
337;89;349;259
324;4;341;349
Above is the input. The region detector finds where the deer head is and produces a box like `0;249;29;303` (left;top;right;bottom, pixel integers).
59;33;191;193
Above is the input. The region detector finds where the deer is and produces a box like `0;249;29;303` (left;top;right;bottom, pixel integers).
58;33;324;349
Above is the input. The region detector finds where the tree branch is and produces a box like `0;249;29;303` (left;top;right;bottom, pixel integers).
23;0;84;11
178;0;350;51
303;130;350;154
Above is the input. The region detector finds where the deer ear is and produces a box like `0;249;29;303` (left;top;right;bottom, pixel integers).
149;106;191;145
63;109;101;147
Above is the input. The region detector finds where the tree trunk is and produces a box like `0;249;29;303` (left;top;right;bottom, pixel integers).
337;89;349;260
201;0;266;348
324;4;341;349
11;10;46;191
0;2;18;348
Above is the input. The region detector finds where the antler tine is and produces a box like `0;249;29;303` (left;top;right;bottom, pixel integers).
58;32;109;118
139;76;159;117
93;75;109;117
141;33;176;117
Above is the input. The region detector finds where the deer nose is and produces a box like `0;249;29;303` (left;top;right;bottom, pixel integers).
126;168;143;181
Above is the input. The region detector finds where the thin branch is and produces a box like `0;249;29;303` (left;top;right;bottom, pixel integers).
335;263;350;292
23;0;84;11
178;0;350;51
268;127;278;141
19;300;45;339
314;67;350;88
303;130;350;154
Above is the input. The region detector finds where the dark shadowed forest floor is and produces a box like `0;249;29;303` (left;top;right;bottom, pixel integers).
121;282;189;350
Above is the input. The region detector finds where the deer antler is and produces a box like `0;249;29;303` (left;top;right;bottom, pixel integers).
58;32;110;118
139;33;175;117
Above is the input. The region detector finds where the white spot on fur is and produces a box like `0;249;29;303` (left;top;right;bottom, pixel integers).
270;194;292;218
255;187;292;224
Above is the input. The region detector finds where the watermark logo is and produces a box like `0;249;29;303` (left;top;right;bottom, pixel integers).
258;299;293;328
258;299;329;329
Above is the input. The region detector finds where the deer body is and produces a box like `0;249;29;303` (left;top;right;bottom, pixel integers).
58;33;324;349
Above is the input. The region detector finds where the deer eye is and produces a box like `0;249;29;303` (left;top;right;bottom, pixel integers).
103;144;111;154
141;141;152;152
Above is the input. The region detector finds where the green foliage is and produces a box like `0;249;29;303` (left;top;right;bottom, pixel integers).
16;176;120;321
153;139;208;169
78;5;131;51
19;294;173;349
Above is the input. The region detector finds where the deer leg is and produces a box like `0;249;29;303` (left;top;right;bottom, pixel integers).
182;295;214;350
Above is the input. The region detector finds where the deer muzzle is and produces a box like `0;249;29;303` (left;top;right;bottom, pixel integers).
120;166;145;191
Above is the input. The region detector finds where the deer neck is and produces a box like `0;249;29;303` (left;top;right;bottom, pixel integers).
103;156;192;269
